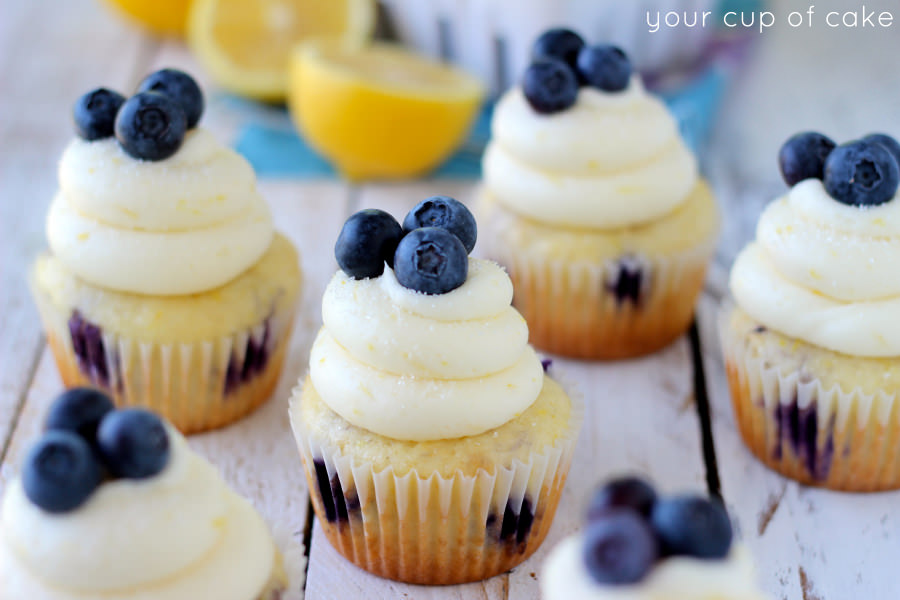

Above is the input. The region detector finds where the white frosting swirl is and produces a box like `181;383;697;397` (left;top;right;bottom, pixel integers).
0;429;276;599
47;130;274;295
731;179;900;357
483;77;698;229
542;536;768;600
309;259;544;441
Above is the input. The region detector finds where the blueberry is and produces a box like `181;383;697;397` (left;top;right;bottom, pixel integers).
778;132;836;186
114;91;187;161
136;68;204;129
22;431;103;513
335;209;403;279
576;45;632;92
823;140;900;206
402;196;477;253
651;495;733;559
393;227;468;295
97;409;170;479
587;476;657;520
531;28;585;69
522;59;579;114
73;88;125;140
582;509;659;585
863;133;900;171
44;387;115;445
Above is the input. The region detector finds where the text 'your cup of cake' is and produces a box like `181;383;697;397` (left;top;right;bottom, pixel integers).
29;69;302;433
289;197;583;584
477;29;719;359
722;131;900;491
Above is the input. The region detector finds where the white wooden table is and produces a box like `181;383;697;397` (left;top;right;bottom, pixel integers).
2;1;900;598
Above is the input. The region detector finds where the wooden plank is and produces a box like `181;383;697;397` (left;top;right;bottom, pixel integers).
0;0;155;451
346;179;480;213
303;181;711;598
697;293;900;600
186;179;352;600
695;294;802;600
0;179;350;600
507;340;711;600
0;351;66;489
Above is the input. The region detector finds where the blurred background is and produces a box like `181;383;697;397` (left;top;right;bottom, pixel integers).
2;0;900;288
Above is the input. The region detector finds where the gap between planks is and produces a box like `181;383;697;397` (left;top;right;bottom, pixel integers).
688;320;723;500
696;293;900;600
0;337;45;467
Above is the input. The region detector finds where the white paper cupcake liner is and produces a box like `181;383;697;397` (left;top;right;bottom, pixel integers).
32;285;297;434
289;374;584;584
481;227;715;359
718;301;900;491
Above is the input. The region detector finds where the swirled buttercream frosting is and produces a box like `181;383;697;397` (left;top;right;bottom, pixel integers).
47;129;274;295
483;77;698;229
0;428;277;600
731;178;900;357
542;537;767;600
309;258;544;441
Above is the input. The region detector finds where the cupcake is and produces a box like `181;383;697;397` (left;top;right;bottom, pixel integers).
721;132;900;491
477;29;718;359
541;477;768;600
0;388;286;599
289;197;582;584
30;69;302;433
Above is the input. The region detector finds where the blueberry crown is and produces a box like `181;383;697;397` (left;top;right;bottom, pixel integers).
779;131;900;207
334;196;477;295
21;388;171;514
580;476;733;585
73;68;204;161
523;28;633;115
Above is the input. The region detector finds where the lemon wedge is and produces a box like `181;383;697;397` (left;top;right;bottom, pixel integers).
188;0;375;101
288;40;486;180
103;0;192;36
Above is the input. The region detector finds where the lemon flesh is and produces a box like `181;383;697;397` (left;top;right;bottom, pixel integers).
288;41;486;180
103;0;192;36
188;0;375;101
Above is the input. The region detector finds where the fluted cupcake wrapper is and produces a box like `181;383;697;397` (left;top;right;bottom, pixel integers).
289;379;584;585
719;301;900;491
31;283;297;434
482;235;715;359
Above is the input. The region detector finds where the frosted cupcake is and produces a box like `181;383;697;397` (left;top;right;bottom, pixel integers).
722;132;900;491
0;388;286;599
289;197;582;584
478;29;718;359
542;477;768;600
30;69;302;433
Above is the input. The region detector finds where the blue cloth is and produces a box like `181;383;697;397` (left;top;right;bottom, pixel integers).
231;64;730;179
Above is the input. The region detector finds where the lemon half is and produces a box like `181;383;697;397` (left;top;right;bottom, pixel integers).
103;0;192;36
288;40;486;180
188;0;375;101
